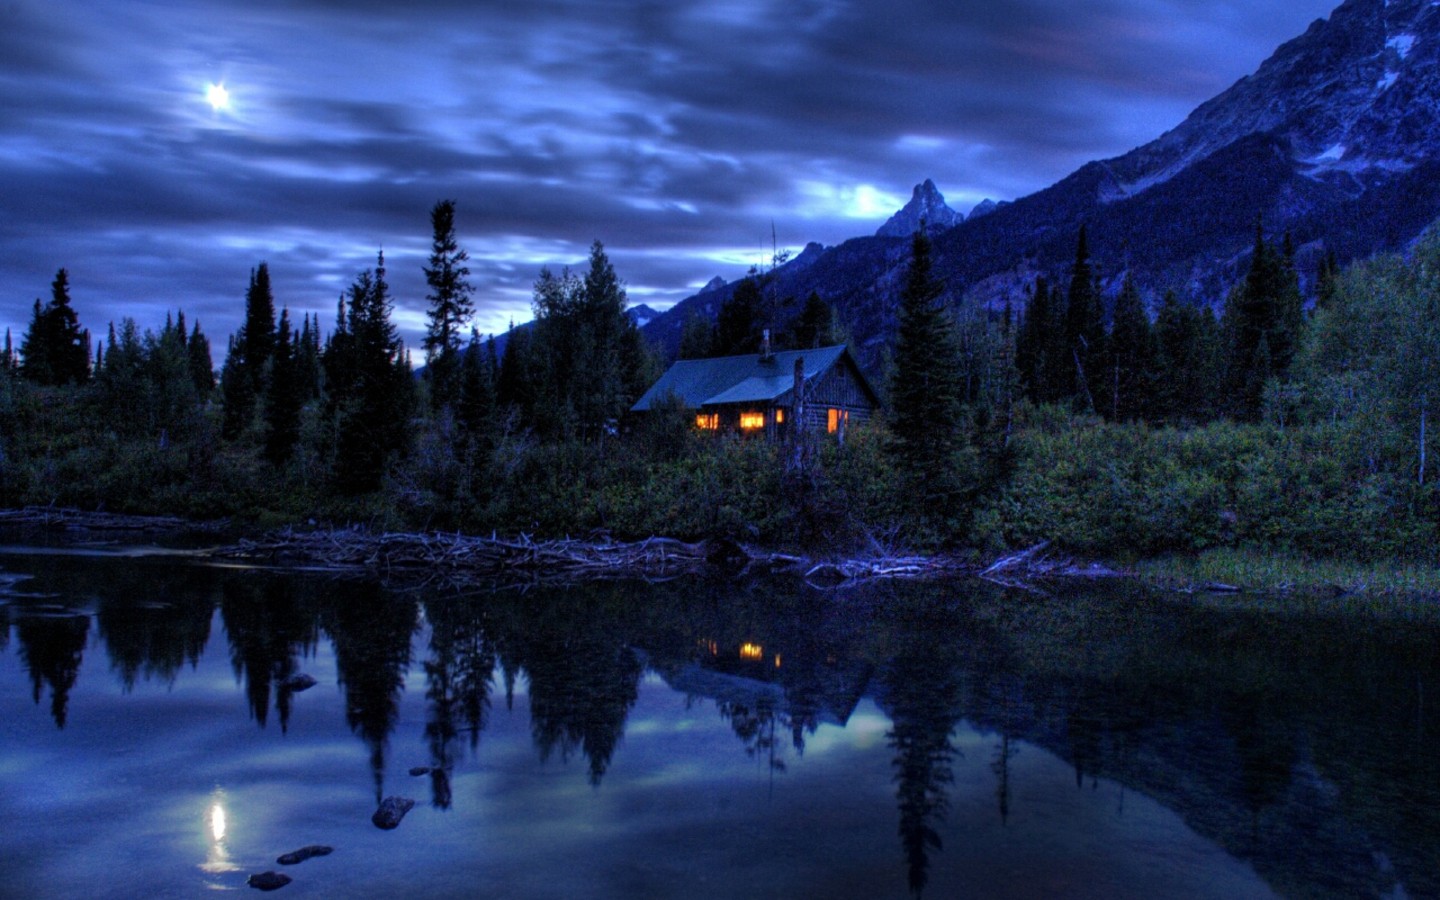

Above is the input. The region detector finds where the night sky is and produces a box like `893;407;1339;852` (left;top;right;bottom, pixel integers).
1;0;1339;358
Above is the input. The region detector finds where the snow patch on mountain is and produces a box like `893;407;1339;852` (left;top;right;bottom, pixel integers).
1387;33;1417;57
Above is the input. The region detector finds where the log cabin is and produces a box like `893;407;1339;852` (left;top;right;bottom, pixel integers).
631;343;881;439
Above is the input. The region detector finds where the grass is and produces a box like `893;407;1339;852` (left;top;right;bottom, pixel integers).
1133;547;1440;612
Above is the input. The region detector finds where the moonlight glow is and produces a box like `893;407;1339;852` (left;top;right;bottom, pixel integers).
205;82;230;112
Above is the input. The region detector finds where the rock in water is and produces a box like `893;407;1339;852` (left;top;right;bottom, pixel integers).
372;796;415;830
277;845;333;866
282;673;317;692
247;871;292;891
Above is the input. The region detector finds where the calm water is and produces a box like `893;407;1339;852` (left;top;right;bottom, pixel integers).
0;543;1436;899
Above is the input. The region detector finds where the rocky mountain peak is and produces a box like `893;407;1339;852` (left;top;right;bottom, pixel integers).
1107;0;1440;200
876;179;962;238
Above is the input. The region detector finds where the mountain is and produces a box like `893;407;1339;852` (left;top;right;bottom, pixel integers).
876;179;962;238
643;0;1440;370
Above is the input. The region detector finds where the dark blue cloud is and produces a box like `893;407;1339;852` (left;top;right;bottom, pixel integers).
0;0;1338;353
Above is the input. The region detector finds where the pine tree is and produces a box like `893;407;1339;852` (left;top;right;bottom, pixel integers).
422;199;474;411
712;276;765;356
888;228;966;533
496;323;536;418
187;321;214;396
1223;221;1303;420
20;269;90;386
222;264;278;437
324;253;414;493
241;263;277;390
787;291;842;349
457;328;496;438
1063;227;1105;412
678;312;712;359
1103;274;1156;422
264;309;303;466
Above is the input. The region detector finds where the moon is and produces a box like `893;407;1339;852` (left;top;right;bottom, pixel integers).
205;83;230;112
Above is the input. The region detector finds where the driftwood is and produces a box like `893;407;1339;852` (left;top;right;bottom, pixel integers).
979;540;1128;589
206;526;981;589
210;528;738;585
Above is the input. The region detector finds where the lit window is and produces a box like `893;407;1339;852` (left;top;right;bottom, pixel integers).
827;408;849;433
695;413;718;430
775;408;785;424
739;411;765;430
739;642;763;661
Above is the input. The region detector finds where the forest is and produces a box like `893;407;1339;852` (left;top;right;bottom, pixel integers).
3;198;1439;562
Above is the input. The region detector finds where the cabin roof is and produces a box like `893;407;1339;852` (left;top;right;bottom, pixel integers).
631;345;865;412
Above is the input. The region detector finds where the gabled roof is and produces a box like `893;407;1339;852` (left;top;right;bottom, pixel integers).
632;345;867;412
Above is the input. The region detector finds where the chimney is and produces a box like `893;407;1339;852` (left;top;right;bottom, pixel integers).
761;328;772;361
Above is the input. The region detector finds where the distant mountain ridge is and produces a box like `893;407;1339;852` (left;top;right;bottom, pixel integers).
642;0;1440;371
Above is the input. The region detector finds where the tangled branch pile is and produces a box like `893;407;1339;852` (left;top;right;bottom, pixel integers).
209;529;744;584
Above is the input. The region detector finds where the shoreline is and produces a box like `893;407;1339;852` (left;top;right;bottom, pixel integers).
3;506;1438;603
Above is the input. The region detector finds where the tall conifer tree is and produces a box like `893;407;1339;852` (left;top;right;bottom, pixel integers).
889;227;966;532
422;199;474;411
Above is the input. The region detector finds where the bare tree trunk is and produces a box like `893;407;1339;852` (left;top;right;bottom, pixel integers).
1420;393;1427;486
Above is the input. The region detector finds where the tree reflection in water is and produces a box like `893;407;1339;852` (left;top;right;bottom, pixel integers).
875;586;969;898
325;584;418;803
422;595;499;808
220;577;319;731
15;612;89;729
6;556;1440;897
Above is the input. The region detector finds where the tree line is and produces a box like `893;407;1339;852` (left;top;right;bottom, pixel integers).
3;201;1440;560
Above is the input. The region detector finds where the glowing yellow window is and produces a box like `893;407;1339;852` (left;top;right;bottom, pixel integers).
695;413;718;430
739;642;763;661
775;408;785;424
739;411;765;430
827;408;849;433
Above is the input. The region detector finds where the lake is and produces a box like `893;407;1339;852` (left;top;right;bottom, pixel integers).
0;541;1436;898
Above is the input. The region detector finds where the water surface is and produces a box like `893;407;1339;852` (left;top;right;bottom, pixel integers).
0;546;1435;898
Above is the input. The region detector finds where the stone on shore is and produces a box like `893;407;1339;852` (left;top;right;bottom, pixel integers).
277;844;333;865
247;871;292;891
282;673;317;692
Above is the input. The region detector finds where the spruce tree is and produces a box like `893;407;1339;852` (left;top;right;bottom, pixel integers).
888;227;966;534
1223;221;1303;420
187;321;214;396
1063;227;1105;412
678;312;712;360
1103;274;1155;422
20;269;90;386
264;309;303;466
457;328;496;438
324;253;414;493
712;276;764;356
1015;276;1050;403
422;199;474;411
788;290;842;349
241;263;277;390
